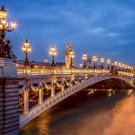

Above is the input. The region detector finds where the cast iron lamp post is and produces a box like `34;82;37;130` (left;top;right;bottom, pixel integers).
0;6;16;57
107;58;110;70
22;40;31;79
122;64;124;71
129;67;132;73
101;57;104;69
125;65;127;72
50;46;56;67
93;55;97;69
115;61;117;68
69;50;74;68
128;66;130;73
132;68;134;73
83;53;87;68
119;63;121;71
22;40;31;66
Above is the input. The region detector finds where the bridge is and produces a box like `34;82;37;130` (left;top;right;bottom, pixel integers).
18;71;134;127
0;6;135;135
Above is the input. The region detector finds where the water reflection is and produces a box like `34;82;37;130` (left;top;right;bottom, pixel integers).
21;89;135;135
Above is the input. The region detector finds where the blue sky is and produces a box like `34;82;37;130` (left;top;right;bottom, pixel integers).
1;0;135;68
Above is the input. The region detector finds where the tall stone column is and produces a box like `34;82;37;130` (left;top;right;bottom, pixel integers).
65;42;72;69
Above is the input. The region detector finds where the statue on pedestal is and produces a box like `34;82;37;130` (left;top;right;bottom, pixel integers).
0;39;12;58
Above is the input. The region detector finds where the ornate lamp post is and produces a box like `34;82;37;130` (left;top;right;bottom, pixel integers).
22;40;31;79
93;55;97;69
115;61;117;68
119;63;121;71
50;46;56;67
101;57;104;69
125;65;127;72
83;53;87;68
122;64;124;71
132;68;134;73
69;50;74;68
107;58;110;70
128;66;129;73
0;6;16;57
130;67;132;73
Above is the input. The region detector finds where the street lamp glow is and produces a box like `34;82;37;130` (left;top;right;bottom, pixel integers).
101;57;104;69
45;59;47;62
119;63;121;71
11;20;15;30
83;53;87;68
107;58;110;70
0;7;7;19
69;50;74;68
50;46;56;67
115;61;117;67
2;19;6;24
23;40;31;54
93;55;97;69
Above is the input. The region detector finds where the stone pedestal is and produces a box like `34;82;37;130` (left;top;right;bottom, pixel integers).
0;58;17;77
0;78;21;135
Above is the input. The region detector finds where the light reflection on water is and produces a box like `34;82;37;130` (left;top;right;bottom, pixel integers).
21;89;135;135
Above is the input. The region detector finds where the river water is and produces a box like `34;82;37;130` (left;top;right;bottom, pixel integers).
21;89;135;135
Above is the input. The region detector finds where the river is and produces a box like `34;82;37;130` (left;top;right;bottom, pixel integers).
21;89;135;135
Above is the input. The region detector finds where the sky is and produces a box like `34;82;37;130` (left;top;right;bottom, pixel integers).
1;0;135;68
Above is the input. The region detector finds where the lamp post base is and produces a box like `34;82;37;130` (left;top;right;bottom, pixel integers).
0;58;17;77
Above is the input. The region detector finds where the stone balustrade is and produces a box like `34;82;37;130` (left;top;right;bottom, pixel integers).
17;68;134;76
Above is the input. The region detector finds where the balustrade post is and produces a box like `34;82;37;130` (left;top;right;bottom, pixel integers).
23;89;29;114
61;85;64;91
51;84;55;97
38;88;43;104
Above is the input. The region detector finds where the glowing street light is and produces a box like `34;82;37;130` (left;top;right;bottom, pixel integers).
45;59;48;62
93;55;97;69
50;46;56;67
130;67;132;73
119;63;121;71
128;66;130;73
0;6;16;46
132;67;134;73
125;65;127;72
115;61;117;68
69;50;74;68
101;57;104;69
107;58;110;70
122;64;124;71
22;40;31;79
22;40;31;67
83;53;87;68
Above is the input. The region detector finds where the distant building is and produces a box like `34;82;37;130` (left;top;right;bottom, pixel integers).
56;62;65;68
16;60;65;68
86;56;91;68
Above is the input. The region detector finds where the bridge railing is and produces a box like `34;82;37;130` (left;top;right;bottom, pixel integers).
17;68;115;76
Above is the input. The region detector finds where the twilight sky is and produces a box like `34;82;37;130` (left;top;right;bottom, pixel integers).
1;0;135;67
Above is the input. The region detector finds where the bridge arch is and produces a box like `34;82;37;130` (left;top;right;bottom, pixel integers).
19;75;134;127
